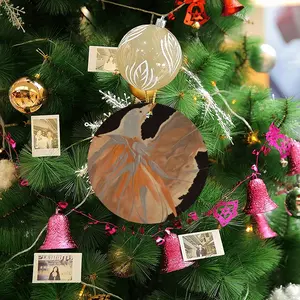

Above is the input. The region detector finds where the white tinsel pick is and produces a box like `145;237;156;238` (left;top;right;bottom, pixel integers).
268;284;300;300
0;0;25;32
75;163;88;178
84;112;112;136
0;159;17;191
86;90;131;137
182;67;234;144
99;90;131;109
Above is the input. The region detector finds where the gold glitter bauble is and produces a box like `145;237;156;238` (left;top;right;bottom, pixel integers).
109;248;134;278
129;84;156;102
9;77;47;114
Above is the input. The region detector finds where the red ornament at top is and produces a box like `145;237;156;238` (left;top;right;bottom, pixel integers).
169;0;210;27
222;0;244;16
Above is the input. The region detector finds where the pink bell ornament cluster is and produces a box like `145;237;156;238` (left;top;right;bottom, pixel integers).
244;178;278;239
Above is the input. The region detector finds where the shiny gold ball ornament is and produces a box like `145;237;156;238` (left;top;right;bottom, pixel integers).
9;77;47;114
252;44;277;73
129;84;156;102
246;130;261;145
116;18;182;91
109;248;134;278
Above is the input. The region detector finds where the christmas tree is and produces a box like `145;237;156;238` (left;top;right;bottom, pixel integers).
0;0;300;299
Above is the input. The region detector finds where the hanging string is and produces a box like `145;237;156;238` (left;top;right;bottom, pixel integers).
0;115;15;160
12;38;55;48
36;48;50;61
243;284;250;300
212;85;253;132
81;281;123;300
0;115;6;150
150;13;155;24
100;0;186;18
182;66;234;143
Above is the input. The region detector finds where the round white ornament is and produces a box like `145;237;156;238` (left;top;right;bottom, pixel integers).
116;19;182;91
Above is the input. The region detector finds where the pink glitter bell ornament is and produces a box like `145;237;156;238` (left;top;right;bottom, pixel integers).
244;178;278;215
161;232;194;273
288;140;300;176
39;204;77;250
252;213;277;239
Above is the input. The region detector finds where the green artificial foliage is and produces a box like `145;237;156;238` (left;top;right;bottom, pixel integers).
60;145;90;202
31;283;81;300
110;232;161;284
81;252;113;289
158;72;201;119
0;0;299;299
19;147;73;191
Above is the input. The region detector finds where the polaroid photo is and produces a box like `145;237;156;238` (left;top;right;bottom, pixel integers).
31;115;61;157
88;46;118;73
32;253;82;283
178;229;225;262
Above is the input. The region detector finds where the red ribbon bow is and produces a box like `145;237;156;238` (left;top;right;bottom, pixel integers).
155;227;174;246
105;224;117;236
20;179;29;186
6;133;16;149
58;201;68;209
187;212;199;224
169;0;210;26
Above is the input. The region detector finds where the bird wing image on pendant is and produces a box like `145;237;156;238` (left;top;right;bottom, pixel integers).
88;105;206;223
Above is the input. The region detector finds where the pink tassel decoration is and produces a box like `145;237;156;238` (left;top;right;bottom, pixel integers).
253;213;277;239
288;141;300;176
244;178;278;215
39;208;77;250
161;233;194;273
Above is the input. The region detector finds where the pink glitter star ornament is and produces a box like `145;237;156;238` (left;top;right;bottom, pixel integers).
208;200;239;227
161;232;194;273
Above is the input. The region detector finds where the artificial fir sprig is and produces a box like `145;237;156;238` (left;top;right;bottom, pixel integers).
0;0;25;32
